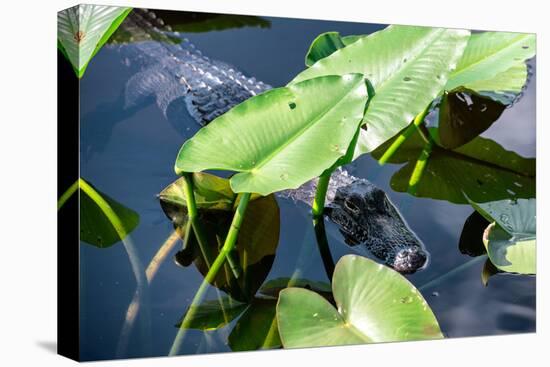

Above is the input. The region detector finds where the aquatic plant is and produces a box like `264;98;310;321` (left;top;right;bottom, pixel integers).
58;5;132;78
276;255;443;347
471;198;536;275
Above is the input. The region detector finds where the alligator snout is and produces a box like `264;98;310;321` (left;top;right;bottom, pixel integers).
392;247;428;274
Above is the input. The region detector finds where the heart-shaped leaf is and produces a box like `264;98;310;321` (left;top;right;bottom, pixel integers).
471;198;536;274
175;74;369;195
58;5;132;78
277;255;442;348
291;25;470;156
372;128;535;204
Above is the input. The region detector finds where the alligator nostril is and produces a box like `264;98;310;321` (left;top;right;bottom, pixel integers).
393;248;427;274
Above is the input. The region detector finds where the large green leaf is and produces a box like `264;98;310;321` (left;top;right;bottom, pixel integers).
160;173;280;301
292;25;470;156
444;32;536;93
471;198;536;274
80;180;139;248
372;128;535;204
304;32;361;67
175;74;368;195
58;5;132;78
277;255;442;348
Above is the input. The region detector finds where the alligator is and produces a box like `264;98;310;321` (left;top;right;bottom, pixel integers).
117;8;428;273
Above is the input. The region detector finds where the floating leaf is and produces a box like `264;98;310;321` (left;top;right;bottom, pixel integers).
438;87;506;149
445;32;536;93
292;25;470;156
471;198;536;275
277;255;442;348
372;128;535;204
228;298;281;351
160;173;280;301
80;180;139;248
175;74;369;195
175;297;247;330
58;5;132;78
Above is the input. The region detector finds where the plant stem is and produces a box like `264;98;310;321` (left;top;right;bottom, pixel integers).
182;173;198;219
169;192;252;356
378;103;432;165
407;139;433;195
312;171;332;219
79;178;150;355
57;179;79;210
313;217;335;281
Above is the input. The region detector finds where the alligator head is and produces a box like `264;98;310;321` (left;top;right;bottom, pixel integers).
325;179;428;274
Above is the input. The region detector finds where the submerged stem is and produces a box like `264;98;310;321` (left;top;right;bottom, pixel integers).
313;217;335;281
407;139;433;195
169;192;252;356
378;103;432;165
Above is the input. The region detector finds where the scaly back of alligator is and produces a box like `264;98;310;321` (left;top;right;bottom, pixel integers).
119;8;271;125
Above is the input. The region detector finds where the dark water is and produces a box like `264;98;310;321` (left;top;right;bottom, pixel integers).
78;11;536;361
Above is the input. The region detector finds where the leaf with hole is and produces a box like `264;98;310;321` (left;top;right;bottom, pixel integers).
292;25;470;156
175;74;369;195
276;255;442;348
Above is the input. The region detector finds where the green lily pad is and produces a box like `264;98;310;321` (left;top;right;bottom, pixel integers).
175;74;368;195
80;179;139;248
372;128;535;204
472;198;536;275
58;5;132;78
277;255;442;348
291;25;470;156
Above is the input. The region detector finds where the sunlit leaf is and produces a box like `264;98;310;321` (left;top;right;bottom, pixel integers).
58;5;132;77
472;198;536;274
175;74;369;195
304;32;361;67
445;32;536;93
292;25;470;156
277;255;442;348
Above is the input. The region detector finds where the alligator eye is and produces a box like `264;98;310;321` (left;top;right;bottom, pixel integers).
344;195;362;215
